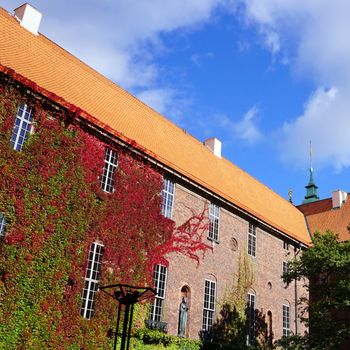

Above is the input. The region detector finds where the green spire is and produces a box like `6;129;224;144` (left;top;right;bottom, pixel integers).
302;141;319;204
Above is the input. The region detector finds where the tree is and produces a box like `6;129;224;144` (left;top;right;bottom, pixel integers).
281;231;350;350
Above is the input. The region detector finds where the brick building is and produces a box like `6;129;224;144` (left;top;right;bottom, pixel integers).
0;3;310;345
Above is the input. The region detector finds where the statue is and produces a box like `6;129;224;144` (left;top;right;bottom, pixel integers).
178;297;188;337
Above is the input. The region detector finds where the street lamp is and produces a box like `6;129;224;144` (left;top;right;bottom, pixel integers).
99;283;156;350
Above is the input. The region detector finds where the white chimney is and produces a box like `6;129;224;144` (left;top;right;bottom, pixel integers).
14;3;42;35
204;137;222;158
332;190;347;209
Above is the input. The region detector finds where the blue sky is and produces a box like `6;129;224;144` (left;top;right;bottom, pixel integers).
3;0;350;204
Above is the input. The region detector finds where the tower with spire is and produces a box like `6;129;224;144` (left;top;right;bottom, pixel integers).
302;141;319;204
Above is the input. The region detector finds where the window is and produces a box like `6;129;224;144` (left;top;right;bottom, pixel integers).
247;292;256;345
248;223;256;257
11;103;33;151
161;178;174;218
208;203;219;241
283;240;289;251
282;304;290;336
100;148;118;193
150;264;167;322
0;214;6;237
80;242;104;319
283;261;289;275
202;279;216;331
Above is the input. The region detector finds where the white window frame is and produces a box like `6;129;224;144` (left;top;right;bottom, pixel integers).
100;148;118;193
150;264;168;322
11;103;33;151
208;203;220;242
248;223;256;257
283;240;289;251
0;214;6;237
283;304;290;336
202;279;216;331
80;242;104;319
161;178;174;219
247;292;256;346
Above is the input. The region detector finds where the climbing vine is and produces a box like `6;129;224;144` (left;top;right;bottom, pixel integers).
205;250;255;349
0;73;210;349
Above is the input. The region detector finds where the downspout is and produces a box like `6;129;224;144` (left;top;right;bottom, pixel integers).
294;243;301;335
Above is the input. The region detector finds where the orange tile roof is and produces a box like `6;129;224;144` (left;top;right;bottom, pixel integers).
0;7;311;245
298;198;350;242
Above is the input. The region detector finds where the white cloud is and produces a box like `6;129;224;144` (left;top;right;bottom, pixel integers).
136;88;191;124
281;86;350;171
237;40;251;52
262;28;280;54
234;106;263;144
238;0;350;170
190;52;214;66
217;106;263;144
136;89;175;115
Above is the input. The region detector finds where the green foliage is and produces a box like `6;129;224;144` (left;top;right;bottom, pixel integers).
0;73;210;349
133;328;201;350
228;250;255;321
202;251;260;349
282;231;350;349
275;334;306;350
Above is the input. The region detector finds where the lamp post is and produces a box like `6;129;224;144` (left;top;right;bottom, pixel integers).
99;284;156;350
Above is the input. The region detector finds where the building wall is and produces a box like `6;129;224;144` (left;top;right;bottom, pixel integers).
1;76;308;344
163;182;308;341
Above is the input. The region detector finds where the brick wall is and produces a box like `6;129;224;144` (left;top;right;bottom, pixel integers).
161;182;308;342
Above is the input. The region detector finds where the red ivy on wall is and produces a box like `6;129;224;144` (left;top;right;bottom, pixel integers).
0;74;210;349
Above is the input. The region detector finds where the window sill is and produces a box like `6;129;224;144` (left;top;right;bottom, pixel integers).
207;236;220;244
